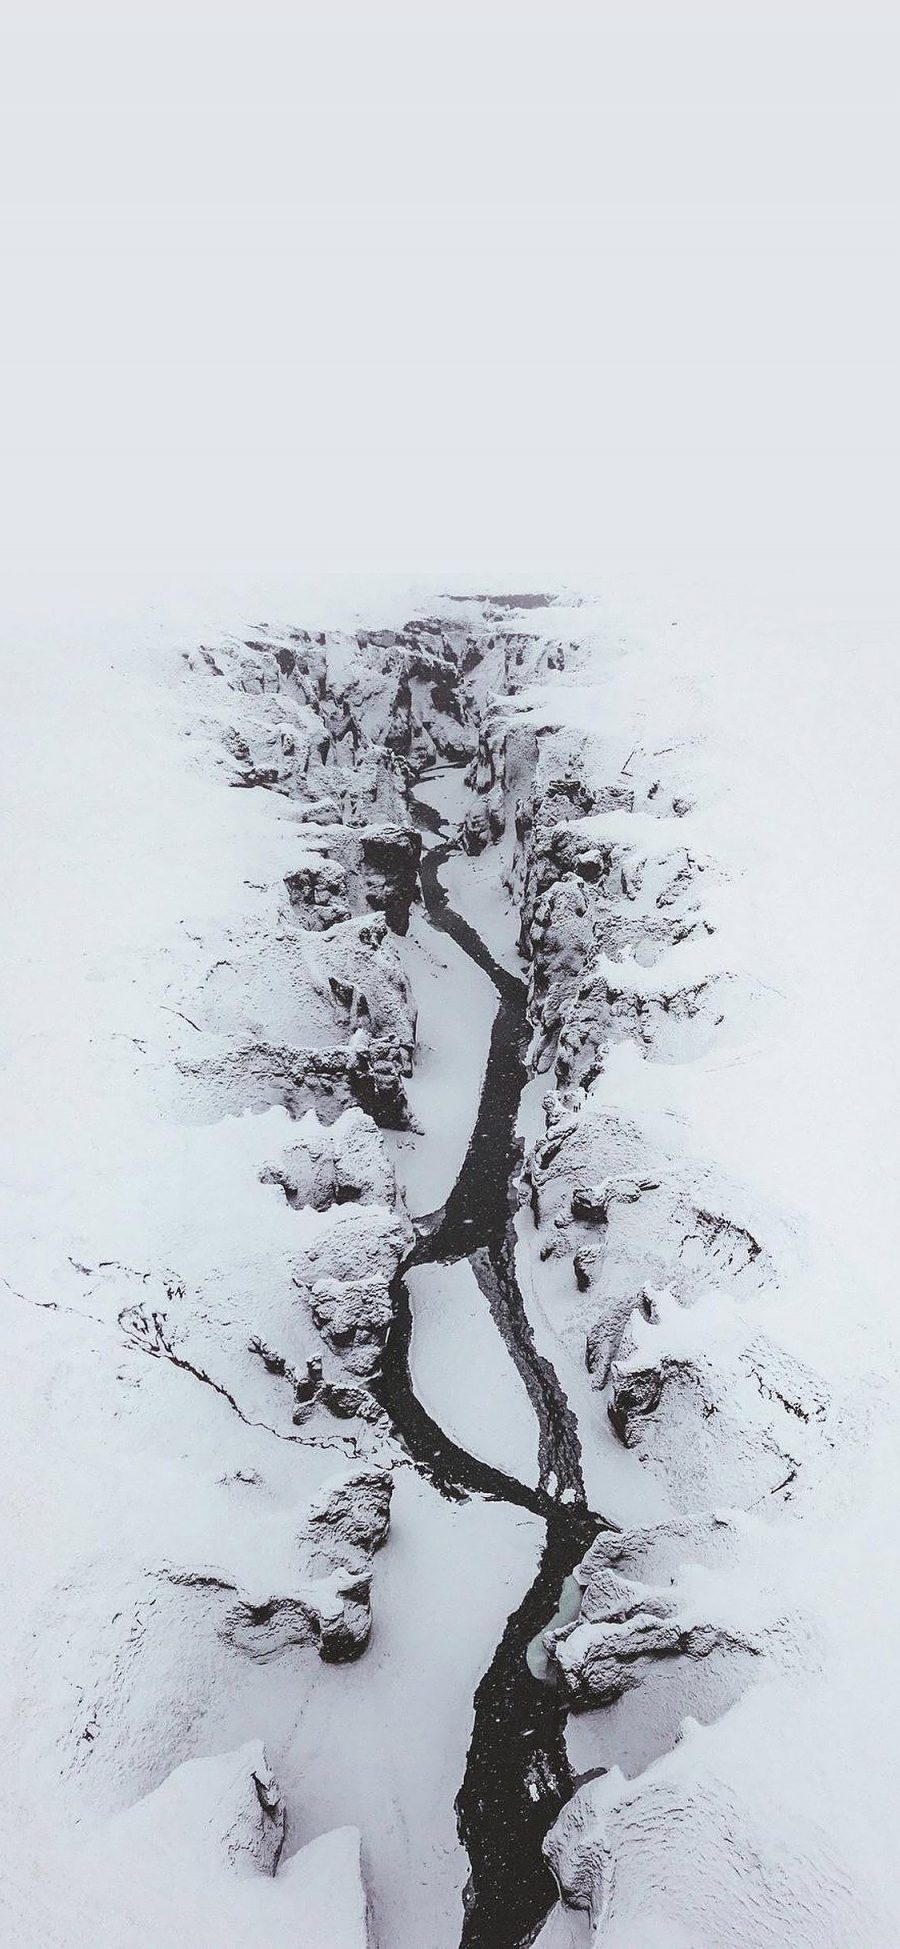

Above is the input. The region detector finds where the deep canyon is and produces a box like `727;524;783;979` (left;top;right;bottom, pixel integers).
3;590;898;1949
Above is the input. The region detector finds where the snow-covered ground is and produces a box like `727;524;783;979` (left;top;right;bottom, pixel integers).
3;575;900;1948
388;905;495;1215
408;1259;540;1486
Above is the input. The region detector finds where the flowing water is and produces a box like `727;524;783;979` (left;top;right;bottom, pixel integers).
373;788;607;1949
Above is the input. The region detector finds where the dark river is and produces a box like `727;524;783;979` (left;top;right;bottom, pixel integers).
372;785;605;1949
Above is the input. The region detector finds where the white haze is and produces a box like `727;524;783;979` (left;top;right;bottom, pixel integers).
1;0;898;617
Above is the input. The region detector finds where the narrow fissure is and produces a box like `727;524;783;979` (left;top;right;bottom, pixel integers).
372;778;610;1949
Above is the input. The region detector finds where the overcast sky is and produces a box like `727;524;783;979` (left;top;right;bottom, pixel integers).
1;0;897;605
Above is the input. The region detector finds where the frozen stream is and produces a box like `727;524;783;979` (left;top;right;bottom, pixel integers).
373;781;605;1949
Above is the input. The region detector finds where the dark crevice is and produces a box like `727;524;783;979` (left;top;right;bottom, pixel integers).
371;788;611;1949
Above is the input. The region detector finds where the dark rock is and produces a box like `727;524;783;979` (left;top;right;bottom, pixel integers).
360;823;422;935
283;857;352;931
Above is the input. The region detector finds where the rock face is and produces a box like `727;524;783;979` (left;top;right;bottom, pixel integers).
464;702;740;1088
359;823;423;934
539;1513;792;1712
178;1029;415;1128
544;1559;759;1708
293;1198;414;1379
261;1107;398;1212
285;821;422;936
489;707;829;1528
217;1463;394;1664
522;1094;780;1393
605;1293;831;1508
527;838;729;1082
284;851;353;931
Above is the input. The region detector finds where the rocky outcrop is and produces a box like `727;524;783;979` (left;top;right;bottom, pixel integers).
261;1107;398;1212
178;1029;414;1128
283;851;353;930
359;822;422;933
169;908;415;1129
464;701;732;1090
541;1520;767;1707
293;1202;414;1378
544;1559;760;1708
304;1463;393;1568
554;964;729;1086
606;1291;830;1508
313;915;417;1044
285;821;422;936
522;1095;779;1391
215;1463;394;1664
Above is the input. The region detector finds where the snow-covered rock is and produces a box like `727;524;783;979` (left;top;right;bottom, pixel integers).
285;824;423;937
261;1106;400;1213
43;1744;374;1948
542;1515;803;1711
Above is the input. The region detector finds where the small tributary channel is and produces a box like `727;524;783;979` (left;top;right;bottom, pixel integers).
372;781;606;1949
